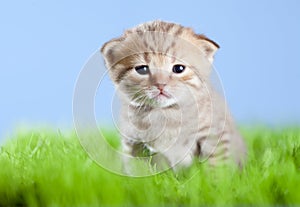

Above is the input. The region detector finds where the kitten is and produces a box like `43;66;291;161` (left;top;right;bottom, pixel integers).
101;20;246;172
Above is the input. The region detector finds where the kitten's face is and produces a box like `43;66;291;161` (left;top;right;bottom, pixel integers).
116;53;200;108
101;20;219;108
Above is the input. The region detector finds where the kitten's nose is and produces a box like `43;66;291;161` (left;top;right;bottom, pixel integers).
155;83;166;91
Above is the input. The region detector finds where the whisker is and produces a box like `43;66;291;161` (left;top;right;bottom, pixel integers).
137;95;148;114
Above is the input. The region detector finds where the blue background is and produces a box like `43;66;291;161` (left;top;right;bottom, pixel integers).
1;0;299;141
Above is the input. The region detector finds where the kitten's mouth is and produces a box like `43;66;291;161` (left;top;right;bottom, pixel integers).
151;91;176;108
155;91;171;99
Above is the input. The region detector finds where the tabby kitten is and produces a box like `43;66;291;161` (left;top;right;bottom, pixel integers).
101;20;246;171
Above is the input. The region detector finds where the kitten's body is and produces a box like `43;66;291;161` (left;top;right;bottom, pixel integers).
101;21;246;171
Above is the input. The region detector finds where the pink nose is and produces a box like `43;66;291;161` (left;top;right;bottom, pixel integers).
155;84;166;91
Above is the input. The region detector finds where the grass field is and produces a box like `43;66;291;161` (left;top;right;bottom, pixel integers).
0;127;300;206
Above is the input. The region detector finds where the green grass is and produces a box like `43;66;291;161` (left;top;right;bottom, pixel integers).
0;127;300;206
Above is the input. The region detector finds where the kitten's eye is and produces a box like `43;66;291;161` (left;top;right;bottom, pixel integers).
172;64;185;74
135;65;150;75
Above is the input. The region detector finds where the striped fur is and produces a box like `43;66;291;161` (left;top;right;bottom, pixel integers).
101;20;246;170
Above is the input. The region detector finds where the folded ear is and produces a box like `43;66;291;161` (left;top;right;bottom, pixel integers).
195;34;220;63
100;38;123;68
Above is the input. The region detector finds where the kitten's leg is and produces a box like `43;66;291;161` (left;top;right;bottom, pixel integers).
123;139;172;174
121;139;136;175
161;144;195;171
196;136;228;167
198;132;246;167
121;139;148;175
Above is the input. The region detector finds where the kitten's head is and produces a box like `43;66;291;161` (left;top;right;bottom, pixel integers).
101;20;219;108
